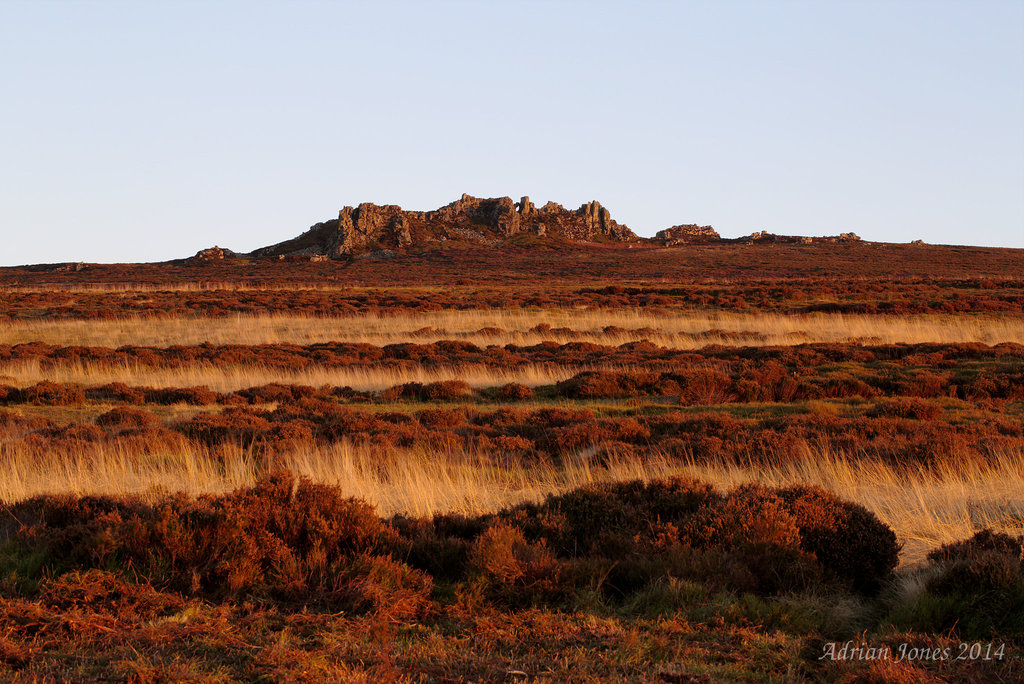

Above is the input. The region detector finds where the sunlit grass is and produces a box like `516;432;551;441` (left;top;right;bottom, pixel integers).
2;437;1020;567
2;309;1021;347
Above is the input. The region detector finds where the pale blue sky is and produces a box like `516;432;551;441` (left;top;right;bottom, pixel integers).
2;0;1022;265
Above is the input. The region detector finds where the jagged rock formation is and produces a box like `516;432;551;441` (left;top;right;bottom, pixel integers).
655;224;720;245
247;193;875;260
253;194;640;258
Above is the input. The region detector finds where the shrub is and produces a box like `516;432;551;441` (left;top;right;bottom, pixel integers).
555;371;624;399
38;569;185;620
469;521;567;607
391;513;483;582
9;473;403;605
777;485;900;594
331;553;434;619
175;407;273;445
146;385;219;405
889;529;1024;638
927;529;1024;563
685;485;802;548
86;382;146;404
238;383;323;404
927;550;1021;595
417;408;466;429
496;383;533;401
421;380;473;401
867;398;941;421
95;407;160;430
505;477;720;558
678;368;735;405
22;381;84;406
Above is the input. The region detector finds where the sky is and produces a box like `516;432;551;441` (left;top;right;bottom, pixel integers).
1;0;1022;266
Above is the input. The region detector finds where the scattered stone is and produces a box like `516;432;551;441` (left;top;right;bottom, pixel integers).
738;231;862;245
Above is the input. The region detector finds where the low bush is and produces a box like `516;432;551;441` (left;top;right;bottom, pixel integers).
21;381;84;406
9;473;406;607
501;478;897;596
776;485;900;594
145;385;219;406
496;382;533;401
421;380;473;401
469;521;568;607
95;407;160;430
867;398;942;421
888;530;1024;638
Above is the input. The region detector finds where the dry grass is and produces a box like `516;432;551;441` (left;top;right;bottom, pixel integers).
2;310;1022;348
0;359;586;393
2;437;1020;567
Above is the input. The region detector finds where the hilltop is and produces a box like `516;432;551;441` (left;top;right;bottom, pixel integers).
251;194;640;259
241;193;865;260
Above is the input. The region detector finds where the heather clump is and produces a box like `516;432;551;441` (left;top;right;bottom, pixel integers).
886;530;1024;638
8;474;408;607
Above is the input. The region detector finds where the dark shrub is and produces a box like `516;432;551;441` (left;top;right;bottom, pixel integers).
331;553;434;619
469;521;568;607
0;385;20;404
506;478;720;558
86;382;146;405
421;380;473;401
776;485;900;594
9;473;403;605
95;407;160;430
146;385;219;405
893;529;1024;638
391;513;483;582
928;529;1024;563
175;407;273;445
867;398;941;421
22;381;84;406
496;382;533;401
927;550;1021;595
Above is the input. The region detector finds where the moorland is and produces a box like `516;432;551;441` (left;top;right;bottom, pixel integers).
0;229;1022;681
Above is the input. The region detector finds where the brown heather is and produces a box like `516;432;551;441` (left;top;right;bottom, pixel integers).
0;252;1021;681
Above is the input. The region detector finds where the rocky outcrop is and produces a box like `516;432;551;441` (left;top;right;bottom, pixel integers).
254;194;641;257
655;224;720;245
248;194;876;259
189;246;238;262
739;232;861;245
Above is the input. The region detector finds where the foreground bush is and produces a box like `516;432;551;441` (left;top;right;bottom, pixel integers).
496;479;899;598
886;529;1024;638
3;474;901;612
6;473;429;615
